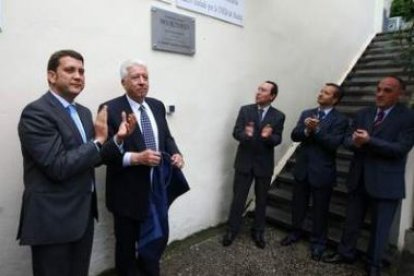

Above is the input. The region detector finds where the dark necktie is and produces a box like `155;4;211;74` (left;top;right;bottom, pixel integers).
67;104;87;143
258;108;264;122
140;105;157;150
373;109;385;128
318;110;325;121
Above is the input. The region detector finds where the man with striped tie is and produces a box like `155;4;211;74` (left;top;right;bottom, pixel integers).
323;76;414;276
101;59;187;276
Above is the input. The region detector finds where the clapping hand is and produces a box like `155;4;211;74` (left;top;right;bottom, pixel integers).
94;105;108;144
115;111;137;144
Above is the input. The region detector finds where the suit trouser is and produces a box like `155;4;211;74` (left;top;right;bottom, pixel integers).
31;214;94;276
338;183;399;267
227;170;271;234
113;214;142;276
291;178;333;250
114;214;163;276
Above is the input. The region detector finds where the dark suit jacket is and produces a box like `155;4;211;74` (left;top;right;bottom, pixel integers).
292;108;348;187
17;92;102;245
233;104;285;177
344;104;414;199
101;95;181;220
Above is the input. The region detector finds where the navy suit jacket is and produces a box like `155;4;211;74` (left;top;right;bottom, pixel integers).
233;104;285;177
17;92;101;245
101;95;183;220
292;108;348;187
344;104;414;199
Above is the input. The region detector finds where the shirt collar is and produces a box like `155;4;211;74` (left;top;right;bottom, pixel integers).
318;106;333;115
258;104;270;113
126;94;149;111
377;105;394;117
49;90;73;108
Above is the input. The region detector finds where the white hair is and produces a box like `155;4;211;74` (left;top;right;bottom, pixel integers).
119;59;147;80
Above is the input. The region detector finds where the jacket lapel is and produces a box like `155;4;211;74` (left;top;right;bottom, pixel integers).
45;92;84;144
318;108;335;131
371;104;401;135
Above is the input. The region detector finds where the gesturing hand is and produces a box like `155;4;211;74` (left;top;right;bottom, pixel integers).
131;149;161;167
245;121;254;137
94;105;108;144
116;111;137;144
171;153;185;169
352;129;370;147
261;124;273;138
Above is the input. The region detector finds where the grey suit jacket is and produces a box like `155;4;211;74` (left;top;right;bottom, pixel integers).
233;104;285;177
344;103;414;199
17;92;102;245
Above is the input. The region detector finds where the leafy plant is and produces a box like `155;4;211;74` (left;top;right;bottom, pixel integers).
390;1;414;106
391;0;414;21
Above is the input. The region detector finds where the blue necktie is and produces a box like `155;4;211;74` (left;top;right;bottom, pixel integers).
140;105;157;150
318;110;325;120
258;108;264;122
67;104;87;143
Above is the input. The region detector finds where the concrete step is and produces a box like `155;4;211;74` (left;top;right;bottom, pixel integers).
272;171;348;195
265;205;371;251
365;45;410;55
343;79;414;87
348;70;414;80
339;99;375;107
353;62;411;71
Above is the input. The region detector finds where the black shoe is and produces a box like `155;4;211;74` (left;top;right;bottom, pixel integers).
280;232;302;246
222;231;236;247
322;252;355;264
251;232;266;249
310;248;324;262
366;266;381;276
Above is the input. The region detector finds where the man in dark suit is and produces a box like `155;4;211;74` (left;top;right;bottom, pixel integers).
17;50;132;276
279;83;348;261
101;59;185;276
222;81;285;249
323;76;414;276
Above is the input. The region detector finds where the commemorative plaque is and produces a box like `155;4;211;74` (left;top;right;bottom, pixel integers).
151;7;196;56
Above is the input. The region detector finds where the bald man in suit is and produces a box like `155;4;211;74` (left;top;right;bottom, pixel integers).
323;76;414;276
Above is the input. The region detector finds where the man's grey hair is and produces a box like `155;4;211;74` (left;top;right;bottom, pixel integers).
120;59;147;80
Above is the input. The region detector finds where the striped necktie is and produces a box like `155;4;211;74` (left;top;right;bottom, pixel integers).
140;105;157;150
373;109;385;128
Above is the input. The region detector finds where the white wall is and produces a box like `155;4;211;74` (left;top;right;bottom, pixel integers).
0;0;380;275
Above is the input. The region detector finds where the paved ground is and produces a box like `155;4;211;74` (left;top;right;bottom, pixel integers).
99;219;403;275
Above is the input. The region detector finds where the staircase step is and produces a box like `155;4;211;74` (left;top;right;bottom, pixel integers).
358;56;406;64
337;148;353;160
348;70;414;79
373;32;414;42
365;45;410;55
353;62;411;71
334;106;364;116
343;80;414;87
265;205;370;251
340;98;375;107
272;172;348;195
